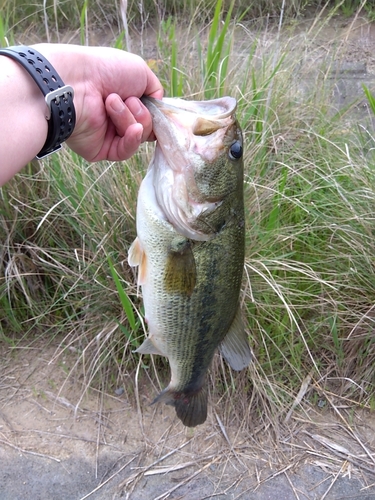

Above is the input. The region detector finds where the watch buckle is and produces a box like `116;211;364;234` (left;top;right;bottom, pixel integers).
44;85;74;120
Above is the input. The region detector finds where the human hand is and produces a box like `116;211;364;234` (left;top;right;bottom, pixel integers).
33;44;163;162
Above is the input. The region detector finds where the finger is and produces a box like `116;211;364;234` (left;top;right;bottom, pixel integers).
125;96;155;142
106;94;156;142
107;122;144;161
106;94;136;137
143;66;164;100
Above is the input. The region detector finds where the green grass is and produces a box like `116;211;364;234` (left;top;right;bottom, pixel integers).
1;0;375;426
1;0;375;41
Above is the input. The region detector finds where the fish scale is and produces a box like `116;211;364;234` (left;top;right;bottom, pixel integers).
128;96;252;427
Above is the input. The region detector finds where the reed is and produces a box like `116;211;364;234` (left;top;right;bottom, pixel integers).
1;0;375;427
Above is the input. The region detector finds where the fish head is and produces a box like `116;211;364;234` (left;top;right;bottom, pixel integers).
142;96;243;241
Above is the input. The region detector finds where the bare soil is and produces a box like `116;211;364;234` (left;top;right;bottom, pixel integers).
1;341;375;500
2;13;375;500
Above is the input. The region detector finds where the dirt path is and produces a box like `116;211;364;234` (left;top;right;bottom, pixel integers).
1;342;375;499
1;451;373;499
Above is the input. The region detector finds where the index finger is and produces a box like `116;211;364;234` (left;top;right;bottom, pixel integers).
144;66;164;100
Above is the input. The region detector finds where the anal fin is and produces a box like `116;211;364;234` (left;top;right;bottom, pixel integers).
219;306;252;371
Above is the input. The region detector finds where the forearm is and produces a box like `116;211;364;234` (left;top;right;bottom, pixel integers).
0;55;49;185
0;43;163;186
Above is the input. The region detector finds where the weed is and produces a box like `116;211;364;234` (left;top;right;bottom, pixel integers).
336;0;359;17
1;0;375;434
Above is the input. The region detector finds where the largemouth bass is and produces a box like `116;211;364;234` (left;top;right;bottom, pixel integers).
128;96;251;427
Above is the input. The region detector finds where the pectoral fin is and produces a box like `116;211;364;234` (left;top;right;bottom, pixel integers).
135;337;165;356
219;307;252;371
164;236;196;296
128;237;147;285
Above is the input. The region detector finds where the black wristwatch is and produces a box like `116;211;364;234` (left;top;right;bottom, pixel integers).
0;45;76;159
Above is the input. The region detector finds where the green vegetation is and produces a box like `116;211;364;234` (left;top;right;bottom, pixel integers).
1;0;375;425
1;0;375;39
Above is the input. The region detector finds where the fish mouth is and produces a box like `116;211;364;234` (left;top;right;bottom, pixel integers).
141;96;239;241
141;95;237;168
141;96;237;140
141;96;237;120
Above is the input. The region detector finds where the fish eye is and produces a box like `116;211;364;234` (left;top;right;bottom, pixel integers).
229;141;243;160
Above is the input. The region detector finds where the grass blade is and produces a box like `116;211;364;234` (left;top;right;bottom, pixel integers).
107;256;136;331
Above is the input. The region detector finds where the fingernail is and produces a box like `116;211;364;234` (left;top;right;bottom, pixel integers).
136;126;143;142
112;96;125;112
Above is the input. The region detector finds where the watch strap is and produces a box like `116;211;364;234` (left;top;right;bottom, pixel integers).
0;45;76;158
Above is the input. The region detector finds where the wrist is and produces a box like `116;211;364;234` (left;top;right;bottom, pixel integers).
31;43;86;127
0;57;47;184
0;45;76;158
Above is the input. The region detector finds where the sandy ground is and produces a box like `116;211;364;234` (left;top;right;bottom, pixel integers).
1;341;375;500
2;12;375;500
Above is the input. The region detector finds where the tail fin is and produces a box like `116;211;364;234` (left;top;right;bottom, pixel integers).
153;386;207;427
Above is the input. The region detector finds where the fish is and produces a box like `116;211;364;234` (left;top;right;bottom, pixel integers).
128;96;251;427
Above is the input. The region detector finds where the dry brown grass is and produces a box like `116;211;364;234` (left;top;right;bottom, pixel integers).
1;3;375;496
